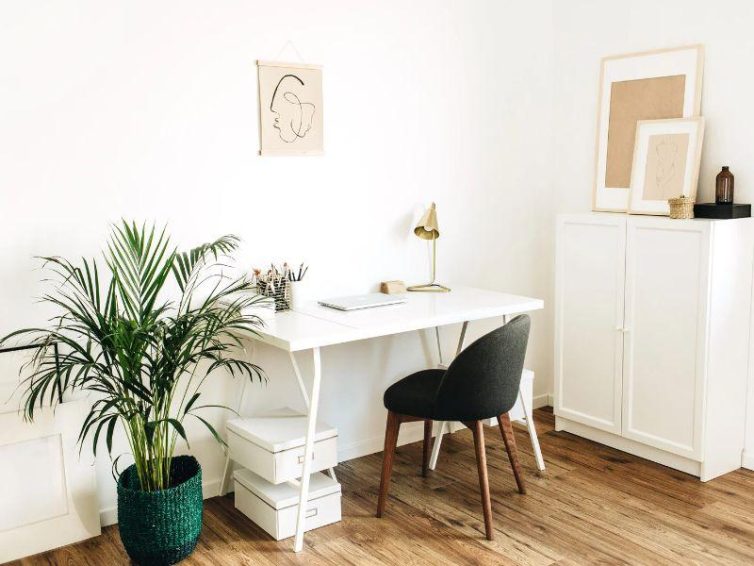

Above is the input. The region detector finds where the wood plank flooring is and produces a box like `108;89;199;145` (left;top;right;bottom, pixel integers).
14;408;754;565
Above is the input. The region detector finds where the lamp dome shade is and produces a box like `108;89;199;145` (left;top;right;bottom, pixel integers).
413;202;440;240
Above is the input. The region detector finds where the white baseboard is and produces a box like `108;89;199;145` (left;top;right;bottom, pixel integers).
99;507;117;528
99;478;223;527
533;393;552;409
743;450;754;471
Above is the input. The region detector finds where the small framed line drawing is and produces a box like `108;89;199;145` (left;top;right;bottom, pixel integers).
257;60;323;156
628;117;704;215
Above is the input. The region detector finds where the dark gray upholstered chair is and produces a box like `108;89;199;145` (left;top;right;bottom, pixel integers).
375;314;531;540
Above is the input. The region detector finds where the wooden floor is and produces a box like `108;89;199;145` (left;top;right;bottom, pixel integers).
15;408;754;565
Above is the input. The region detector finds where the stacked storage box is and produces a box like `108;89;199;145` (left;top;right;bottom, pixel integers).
226;413;340;540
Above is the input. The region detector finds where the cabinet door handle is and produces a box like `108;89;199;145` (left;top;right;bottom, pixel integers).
298;453;315;464
305;507;318;518
615;327;630;333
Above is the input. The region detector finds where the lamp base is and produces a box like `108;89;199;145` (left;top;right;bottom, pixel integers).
407;282;451;293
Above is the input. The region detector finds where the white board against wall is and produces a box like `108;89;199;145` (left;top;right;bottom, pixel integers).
0;400;100;563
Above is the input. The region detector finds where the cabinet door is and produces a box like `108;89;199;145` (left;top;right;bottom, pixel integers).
622;218;708;459
555;214;626;433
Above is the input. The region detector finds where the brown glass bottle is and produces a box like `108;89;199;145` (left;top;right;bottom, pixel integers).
716;166;734;204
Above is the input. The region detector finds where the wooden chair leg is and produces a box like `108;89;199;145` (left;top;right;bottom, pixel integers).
497;412;526;494
422;419;432;477
376;411;401;517
470;420;494;540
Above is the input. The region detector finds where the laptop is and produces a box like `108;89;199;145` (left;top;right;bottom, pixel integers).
318;293;407;311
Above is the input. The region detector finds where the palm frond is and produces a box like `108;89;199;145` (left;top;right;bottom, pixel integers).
0;221;264;492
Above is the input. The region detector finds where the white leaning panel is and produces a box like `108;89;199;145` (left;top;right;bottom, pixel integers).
0;400;100;563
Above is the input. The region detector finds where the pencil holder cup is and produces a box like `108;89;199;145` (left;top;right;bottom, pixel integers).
289;280;311;310
256;280;290;312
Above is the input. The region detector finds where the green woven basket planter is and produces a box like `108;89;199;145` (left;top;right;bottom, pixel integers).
117;455;203;566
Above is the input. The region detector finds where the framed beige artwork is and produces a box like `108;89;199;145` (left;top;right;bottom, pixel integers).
257;60;323;156
628;117;704;215
593;45;704;211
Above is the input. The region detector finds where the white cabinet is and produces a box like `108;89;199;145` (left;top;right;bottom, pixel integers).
555;213;753;481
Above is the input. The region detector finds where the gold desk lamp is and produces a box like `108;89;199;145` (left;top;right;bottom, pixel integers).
408;202;450;292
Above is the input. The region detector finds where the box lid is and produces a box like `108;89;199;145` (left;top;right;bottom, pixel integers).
226;412;337;452
234;469;341;510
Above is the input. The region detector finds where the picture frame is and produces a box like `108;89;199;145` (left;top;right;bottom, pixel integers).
593;45;704;212
257;60;323;156
628;117;705;216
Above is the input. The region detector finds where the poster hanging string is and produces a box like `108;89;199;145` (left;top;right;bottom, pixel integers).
273;40;306;64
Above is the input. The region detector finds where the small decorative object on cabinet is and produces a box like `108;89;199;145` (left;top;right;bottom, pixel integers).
0;221;266;565
668;195;695;219
593;45;704;212
715;165;734;204
555;213;753;481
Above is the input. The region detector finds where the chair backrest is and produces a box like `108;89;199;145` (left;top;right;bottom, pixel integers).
433;314;530;421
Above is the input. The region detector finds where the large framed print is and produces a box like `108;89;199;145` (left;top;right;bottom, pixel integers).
593;45;704;212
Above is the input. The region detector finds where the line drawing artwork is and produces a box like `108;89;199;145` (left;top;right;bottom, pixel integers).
270;74;316;143
654;138;679;191
257;61;323;154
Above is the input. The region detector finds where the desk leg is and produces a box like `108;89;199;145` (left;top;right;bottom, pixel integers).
518;389;545;472
293;347;322;553
429;321;469;471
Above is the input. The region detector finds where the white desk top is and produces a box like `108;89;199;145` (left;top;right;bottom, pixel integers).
248;286;543;352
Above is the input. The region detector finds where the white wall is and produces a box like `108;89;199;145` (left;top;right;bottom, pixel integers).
552;0;754;469
0;0;556;522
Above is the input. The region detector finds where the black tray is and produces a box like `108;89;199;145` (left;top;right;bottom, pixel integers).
693;203;751;219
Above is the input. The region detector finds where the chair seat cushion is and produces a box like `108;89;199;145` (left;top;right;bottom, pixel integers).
383;369;445;418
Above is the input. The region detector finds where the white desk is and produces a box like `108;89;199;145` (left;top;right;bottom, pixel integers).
224;286;544;552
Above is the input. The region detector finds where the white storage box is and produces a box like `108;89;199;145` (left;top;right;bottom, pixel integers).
226;415;337;485
234;469;342;540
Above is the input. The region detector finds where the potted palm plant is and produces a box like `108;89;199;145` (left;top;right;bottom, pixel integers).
1;221;265;565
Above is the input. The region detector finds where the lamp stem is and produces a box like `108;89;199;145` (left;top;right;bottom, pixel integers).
431;238;437;284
